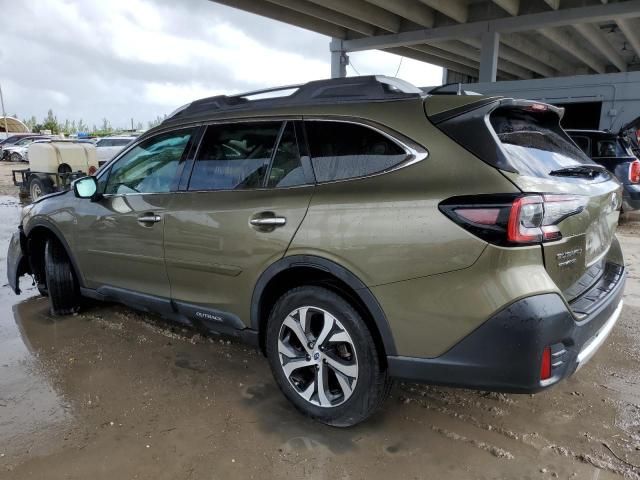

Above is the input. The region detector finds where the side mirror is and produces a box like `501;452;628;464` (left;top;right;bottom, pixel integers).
73;176;99;200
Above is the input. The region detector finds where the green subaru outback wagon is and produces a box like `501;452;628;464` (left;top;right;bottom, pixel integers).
7;76;626;426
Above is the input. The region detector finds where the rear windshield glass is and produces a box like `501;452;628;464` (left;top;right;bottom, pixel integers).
491;108;596;178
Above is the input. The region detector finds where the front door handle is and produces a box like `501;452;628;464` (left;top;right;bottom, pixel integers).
138;214;162;225
250;217;286;227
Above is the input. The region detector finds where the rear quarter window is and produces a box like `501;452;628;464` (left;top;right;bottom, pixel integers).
305;121;407;182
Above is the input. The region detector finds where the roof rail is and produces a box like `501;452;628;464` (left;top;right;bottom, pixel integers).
425;83;482;96
164;75;424;123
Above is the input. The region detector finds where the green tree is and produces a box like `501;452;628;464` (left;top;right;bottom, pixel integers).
22;116;38;131
101;117;111;133
42;109;59;134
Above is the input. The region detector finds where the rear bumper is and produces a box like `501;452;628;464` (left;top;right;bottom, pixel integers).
622;184;640;211
387;264;626;393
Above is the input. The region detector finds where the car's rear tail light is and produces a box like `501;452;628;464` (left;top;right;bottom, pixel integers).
540;347;552;381
440;194;587;246
629;160;640;183
455;208;501;225
507;196;544;243
88;165;97;176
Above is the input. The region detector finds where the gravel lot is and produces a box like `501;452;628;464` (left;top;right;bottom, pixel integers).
0;162;638;479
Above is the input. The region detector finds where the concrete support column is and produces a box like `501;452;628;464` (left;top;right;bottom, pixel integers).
330;38;348;78
479;31;500;83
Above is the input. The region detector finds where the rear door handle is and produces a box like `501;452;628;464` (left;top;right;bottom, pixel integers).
250;217;286;227
138;214;162;224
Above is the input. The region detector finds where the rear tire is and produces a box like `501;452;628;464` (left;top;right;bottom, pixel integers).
44;239;80;315
266;286;390;427
29;176;54;201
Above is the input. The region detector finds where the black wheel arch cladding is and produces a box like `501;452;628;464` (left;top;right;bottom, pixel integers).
251;255;397;357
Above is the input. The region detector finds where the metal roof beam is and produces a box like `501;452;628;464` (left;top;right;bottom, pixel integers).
342;0;640;52
418;0;468;23
364;0;435;28
428;40;533;78
265;0;376;36
544;0;560;10
617;18;640;59
461;37;554;77
408;41;529;79
210;0;347;38
539;27;606;73
574;23;627;72
499;33;573;74
493;0;519;16
386;47;479;78
305;0;402;33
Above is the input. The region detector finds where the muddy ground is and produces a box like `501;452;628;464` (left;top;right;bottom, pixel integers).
0;162;639;479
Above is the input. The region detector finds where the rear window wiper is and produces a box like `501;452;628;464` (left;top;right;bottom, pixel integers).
549;165;607;178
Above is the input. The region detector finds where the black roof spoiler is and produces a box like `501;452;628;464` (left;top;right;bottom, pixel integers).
429;97;564;125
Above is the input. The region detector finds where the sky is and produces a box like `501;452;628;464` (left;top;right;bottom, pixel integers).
1;0;442;130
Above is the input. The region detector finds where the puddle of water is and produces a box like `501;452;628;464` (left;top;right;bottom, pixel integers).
0;196;71;455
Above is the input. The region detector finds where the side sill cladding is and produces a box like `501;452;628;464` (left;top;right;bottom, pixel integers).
251;255;397;356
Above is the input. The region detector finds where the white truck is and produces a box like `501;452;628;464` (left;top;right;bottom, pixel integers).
12;140;98;200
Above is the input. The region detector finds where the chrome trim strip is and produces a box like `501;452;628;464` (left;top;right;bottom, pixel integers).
300;116;429;184
576;300;623;369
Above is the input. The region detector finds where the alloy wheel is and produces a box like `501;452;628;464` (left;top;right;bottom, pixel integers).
277;306;358;408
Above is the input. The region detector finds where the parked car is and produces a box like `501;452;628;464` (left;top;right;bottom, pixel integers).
567;128;640;211
12;139;98;200
0;133;37;146
95;136;136;166
1;135;46;162
7;76;626;426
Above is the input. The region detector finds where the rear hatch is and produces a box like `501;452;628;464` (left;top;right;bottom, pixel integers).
430;97;622;303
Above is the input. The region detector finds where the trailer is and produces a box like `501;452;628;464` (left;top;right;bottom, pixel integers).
12;140;98;200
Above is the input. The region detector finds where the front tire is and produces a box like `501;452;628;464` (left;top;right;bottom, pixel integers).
44;239;80;315
10;152;22;163
266;286;390;427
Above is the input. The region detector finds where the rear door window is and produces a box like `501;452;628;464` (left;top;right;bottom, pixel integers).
304;121;407;182
188;122;282;191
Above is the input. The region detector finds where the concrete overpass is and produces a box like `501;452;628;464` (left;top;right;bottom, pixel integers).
210;0;640;83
